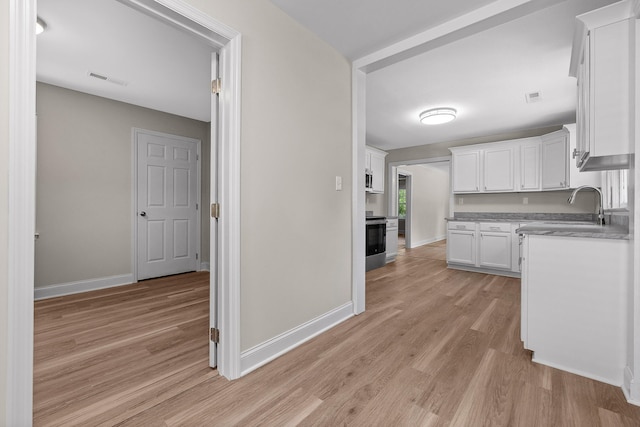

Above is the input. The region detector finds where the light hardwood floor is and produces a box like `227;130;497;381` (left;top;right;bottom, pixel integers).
34;241;640;426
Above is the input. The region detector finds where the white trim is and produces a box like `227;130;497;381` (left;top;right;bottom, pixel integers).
240;302;354;376
352;69;366;315
8;1;242;420
217;34;242;380
34;274;135;301
131;128;202;281
447;263;521;279
623;366;640;405
8;0;36;423
532;354;623;387
200;262;211;272
410;236;447;249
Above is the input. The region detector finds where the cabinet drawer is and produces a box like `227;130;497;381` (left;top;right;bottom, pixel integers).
386;218;398;228
479;222;511;232
448;221;476;231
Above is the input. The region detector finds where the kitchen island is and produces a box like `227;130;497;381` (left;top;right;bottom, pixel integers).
518;224;630;386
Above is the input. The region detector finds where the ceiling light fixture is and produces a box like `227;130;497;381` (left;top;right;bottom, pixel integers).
36;17;47;35
419;108;457;125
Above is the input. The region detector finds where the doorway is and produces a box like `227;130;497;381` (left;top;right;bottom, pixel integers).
8;0;242;421
389;158;452;252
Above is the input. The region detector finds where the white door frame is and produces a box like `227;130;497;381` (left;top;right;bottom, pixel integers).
398;171;412;249
7;0;242;423
132;128;202;281
351;1;554;315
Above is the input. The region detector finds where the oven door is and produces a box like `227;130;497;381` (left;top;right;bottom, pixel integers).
366;220;386;256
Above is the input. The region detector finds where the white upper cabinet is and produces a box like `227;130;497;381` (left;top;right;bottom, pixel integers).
483;146;515;192
365;146;388;194
520;139;541;191
541;130;568;190
451;150;480;193
570;2;632;171
450;125;601;194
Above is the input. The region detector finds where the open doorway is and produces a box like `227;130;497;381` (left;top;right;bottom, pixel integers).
389;158;452;255
8;0;241;421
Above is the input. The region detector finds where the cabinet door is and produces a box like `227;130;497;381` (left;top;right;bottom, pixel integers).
452;151;480;193
447;230;476;265
370;152;385;193
520;141;541;191
541;132;568;190
590;20;629;158
479;232;511;270
484;146;514;192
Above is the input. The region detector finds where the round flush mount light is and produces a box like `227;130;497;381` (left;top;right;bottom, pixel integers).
419;108;457;125
36;17;47;35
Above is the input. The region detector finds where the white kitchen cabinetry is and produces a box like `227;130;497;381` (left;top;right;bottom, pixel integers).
386;218;399;263
570;4;631;171
478;223;511;270
519;140;541;191
521;234;629;385
541;130;568;190
483;146;515;192
446;222;476;266
365;146;388;194
451;150;480;193
447;221;516;276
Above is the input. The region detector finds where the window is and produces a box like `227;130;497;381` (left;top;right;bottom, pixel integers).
398;188;407;219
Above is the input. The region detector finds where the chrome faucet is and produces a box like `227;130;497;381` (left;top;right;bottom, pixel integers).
567;185;605;225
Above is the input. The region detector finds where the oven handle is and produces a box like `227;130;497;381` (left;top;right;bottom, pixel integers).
366;219;387;225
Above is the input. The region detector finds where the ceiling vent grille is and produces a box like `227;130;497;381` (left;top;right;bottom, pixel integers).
525;91;542;103
88;71;128;87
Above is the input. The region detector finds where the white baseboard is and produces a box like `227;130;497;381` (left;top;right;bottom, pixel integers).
532;354;622;387
409;235;446;249
200;262;211;272
623;366;640;406
240;301;354;376
34;274;135;300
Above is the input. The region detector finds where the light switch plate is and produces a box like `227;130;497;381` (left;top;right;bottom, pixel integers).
335;176;342;191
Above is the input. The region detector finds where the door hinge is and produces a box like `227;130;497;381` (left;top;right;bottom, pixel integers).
196;203;199;210
210;327;220;343
196;253;199;260
211;203;220;219
211;78;221;95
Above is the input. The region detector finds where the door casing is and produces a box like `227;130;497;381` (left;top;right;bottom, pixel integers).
7;0;242;423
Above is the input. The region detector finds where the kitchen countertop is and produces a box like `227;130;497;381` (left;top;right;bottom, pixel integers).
516;223;629;240
446;212;629;240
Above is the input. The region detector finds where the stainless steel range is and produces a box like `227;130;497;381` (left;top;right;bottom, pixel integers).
366;215;386;271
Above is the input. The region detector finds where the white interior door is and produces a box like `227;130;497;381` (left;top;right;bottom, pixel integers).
136;129;201;280
209;52;219;368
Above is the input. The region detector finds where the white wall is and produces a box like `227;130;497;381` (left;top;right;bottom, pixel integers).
35;83;211;288
400;164;450;247
186;0;353;351
0;0;8;418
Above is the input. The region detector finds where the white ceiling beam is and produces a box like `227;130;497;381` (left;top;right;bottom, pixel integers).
353;0;566;73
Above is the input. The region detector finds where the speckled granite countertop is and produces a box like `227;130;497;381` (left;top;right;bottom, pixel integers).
446;212;629;240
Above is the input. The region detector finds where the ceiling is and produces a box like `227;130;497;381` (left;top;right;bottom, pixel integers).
36;0;215;122
37;0;618;150
270;0;618;151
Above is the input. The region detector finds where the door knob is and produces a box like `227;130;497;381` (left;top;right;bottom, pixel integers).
140;211;147;217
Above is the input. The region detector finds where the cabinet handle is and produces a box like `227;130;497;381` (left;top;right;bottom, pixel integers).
560;182;564;187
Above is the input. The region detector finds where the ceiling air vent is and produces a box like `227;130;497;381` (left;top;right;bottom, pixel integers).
525;91;542;103
87;71;128;87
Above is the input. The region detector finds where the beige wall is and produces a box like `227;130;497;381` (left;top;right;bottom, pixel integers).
35;83;211;288
188;0;353;351
453;190;597;213
0;0;9;419
400;164;450;246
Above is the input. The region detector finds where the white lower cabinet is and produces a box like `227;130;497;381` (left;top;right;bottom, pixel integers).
447;221;514;275
447;222;476;265
478;223;511;270
521;234;629;385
